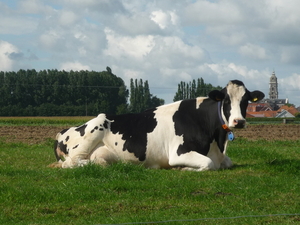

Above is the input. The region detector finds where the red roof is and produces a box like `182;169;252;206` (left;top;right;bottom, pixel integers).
277;105;299;116
247;103;272;112
246;111;278;118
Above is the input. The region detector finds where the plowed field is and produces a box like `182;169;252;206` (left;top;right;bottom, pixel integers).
0;124;299;144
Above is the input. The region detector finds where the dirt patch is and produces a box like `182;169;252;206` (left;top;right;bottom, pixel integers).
0;124;299;145
0;126;68;145
234;124;300;141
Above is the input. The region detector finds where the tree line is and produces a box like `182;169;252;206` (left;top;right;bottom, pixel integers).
173;78;222;101
0;68;220;116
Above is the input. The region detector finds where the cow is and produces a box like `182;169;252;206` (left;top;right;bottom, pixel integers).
51;80;264;171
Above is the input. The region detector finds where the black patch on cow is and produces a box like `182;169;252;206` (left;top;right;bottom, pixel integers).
106;108;158;161
58;141;68;154
239;91;251;118
75;124;87;136
60;128;69;135
103;120;109;129
173;98;227;156
222;93;232;122
53;140;68;161
73;144;79;149
90;126;98;133
99;128;104;131
65;136;69;142
115;142;118;146
230;80;244;86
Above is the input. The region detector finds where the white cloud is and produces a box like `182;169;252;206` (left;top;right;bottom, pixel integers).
39;30;61;49
104;28;155;60
150;10;179;29
205;62;270;91
279;73;300;104
280;73;300;90
239;43;268;60
60;61;90;71
0;7;37;35
0;40;19;71
183;0;243;26
114;14;160;36
150;10;169;29
280;46;300;64
149;36;207;67
17;0;54;14
123;69;145;80
59;10;78;26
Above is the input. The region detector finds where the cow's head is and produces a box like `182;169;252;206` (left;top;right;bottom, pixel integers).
208;80;265;128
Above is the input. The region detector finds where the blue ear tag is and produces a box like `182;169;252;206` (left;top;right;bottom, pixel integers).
227;131;235;141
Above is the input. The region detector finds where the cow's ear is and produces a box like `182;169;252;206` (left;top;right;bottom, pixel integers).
208;90;225;101
250;91;265;102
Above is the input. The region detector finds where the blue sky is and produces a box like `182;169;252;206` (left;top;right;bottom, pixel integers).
1;0;300;106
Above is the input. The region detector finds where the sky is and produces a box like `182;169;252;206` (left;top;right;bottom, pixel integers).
1;0;300;107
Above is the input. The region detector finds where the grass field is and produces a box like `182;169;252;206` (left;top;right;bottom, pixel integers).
0;119;299;224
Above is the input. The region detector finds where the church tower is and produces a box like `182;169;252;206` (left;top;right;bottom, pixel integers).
269;71;278;99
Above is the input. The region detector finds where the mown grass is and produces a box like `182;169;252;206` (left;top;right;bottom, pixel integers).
0;129;300;224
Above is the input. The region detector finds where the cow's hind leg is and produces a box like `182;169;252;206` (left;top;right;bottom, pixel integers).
169;151;216;171
90;146;118;166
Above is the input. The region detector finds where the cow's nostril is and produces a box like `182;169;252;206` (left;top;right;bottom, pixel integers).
235;119;245;128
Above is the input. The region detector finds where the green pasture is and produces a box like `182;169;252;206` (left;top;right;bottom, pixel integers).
0;118;299;224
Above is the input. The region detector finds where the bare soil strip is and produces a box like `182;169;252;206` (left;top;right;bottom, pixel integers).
0;124;299;144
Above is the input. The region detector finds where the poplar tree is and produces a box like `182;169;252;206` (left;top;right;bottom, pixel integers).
173;78;222;101
129;78;164;113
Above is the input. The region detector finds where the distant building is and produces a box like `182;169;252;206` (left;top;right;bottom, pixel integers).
269;71;278;99
259;71;288;110
247;104;298;118
246;71;299;118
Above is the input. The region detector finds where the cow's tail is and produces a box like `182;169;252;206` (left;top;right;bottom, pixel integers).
53;140;61;161
48;139;64;168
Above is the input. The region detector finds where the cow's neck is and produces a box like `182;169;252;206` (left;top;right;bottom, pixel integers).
218;101;235;141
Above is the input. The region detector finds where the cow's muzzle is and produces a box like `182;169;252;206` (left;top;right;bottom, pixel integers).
233;119;246;128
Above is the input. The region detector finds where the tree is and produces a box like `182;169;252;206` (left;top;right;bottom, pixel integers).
0;68;129;116
173;78;222;101
129;78;164;113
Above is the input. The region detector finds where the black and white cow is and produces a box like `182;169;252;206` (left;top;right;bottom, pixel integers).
52;80;264;171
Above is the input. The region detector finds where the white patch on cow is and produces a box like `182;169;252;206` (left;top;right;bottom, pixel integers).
168;141;232;171
169;150;215;171
143;101;183;169
222;81;246;128
207;140;232;169
90;145;118;166
196;97;207;109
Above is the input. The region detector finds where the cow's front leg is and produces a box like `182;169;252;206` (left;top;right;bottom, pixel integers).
220;155;232;169
169;151;216;171
61;156;90;168
90;146;118;166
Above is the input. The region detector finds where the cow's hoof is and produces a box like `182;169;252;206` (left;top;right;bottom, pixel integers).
47;162;63;168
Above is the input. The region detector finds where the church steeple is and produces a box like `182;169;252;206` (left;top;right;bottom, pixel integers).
269;71;278;99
